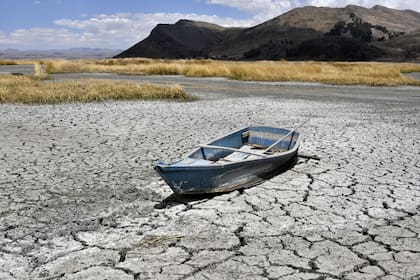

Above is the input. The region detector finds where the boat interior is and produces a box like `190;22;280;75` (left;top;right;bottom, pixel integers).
171;126;300;166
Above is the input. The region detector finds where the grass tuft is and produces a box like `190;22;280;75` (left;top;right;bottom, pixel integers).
0;60;17;65
0;75;190;104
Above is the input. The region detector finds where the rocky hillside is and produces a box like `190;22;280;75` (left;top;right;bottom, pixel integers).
115;5;420;61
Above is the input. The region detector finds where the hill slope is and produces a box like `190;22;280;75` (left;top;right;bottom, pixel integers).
116;20;235;58
373;29;420;61
115;5;420;61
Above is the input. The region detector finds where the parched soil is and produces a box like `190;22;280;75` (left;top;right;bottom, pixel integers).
1;76;419;279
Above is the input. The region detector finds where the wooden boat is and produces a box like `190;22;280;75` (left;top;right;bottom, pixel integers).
155;126;302;195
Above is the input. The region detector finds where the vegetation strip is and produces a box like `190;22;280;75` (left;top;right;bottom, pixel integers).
0;75;189;104
42;59;420;86
0;60;17;65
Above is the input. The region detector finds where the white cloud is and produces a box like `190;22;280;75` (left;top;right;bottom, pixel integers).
0;12;253;50
0;28;82;49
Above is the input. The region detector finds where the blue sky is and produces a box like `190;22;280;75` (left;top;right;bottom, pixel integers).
0;1;245;32
1;0;419;50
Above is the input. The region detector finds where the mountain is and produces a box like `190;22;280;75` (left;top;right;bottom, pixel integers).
0;48;121;60
115;5;420;61
116;20;231;58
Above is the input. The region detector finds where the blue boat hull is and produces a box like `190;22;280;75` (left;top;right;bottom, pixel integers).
155;151;297;194
155;126;301;195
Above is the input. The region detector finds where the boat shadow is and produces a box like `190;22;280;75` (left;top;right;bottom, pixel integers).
154;156;298;209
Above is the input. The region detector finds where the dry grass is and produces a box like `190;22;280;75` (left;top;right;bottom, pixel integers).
33;62;49;79
0;75;189;104
0;60;17;65
43;59;420;86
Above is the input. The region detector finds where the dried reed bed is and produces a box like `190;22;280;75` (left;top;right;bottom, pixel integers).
0;60;17;65
44;59;420;86
0;75;189;104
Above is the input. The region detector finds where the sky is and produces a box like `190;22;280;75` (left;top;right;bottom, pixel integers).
0;0;419;50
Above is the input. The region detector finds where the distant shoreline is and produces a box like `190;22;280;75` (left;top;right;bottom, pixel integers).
0;48;121;60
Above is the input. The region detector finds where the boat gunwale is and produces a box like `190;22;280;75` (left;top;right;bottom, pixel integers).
156;126;302;170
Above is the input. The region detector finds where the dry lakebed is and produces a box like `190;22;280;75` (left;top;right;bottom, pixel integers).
0;73;419;279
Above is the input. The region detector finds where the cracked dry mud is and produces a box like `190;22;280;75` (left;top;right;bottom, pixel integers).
1;78;420;279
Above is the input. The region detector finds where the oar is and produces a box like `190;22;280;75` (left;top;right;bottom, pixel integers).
263;118;311;154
